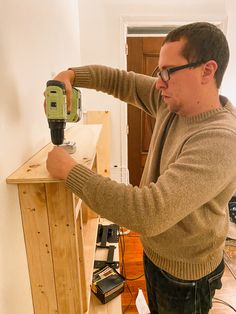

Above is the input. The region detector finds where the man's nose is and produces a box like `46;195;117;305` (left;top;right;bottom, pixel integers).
156;77;167;90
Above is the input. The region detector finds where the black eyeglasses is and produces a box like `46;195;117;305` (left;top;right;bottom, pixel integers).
153;61;204;82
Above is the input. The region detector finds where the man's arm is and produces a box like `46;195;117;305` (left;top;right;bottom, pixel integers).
50;65;160;117
60;129;236;237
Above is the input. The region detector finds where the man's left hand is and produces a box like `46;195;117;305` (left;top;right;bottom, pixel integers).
46;146;77;180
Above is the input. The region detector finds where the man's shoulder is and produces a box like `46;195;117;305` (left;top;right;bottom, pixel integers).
220;95;236;119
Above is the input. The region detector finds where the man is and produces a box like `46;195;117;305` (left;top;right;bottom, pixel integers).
46;22;236;313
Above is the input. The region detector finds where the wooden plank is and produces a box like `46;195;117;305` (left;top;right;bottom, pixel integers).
6;124;102;184
46;182;83;314
82;217;100;297
86;113;122;313
80;201;98;224
87;111;111;177
76;208;88;313
8;119;121;314
18;183;58;314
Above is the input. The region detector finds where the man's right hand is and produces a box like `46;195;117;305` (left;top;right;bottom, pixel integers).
44;69;75;113
52;69;75;113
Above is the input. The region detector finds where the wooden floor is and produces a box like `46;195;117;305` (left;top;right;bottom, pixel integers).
119;231;236;314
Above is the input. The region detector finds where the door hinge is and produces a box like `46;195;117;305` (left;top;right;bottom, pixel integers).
125;43;128;55
126;124;129;134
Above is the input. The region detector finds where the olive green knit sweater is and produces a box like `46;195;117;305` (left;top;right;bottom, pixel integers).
66;65;236;280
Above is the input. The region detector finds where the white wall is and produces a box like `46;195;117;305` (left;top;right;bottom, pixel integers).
0;1;80;313
78;0;236;182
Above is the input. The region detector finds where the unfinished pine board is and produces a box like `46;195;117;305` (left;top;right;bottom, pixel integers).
85;113;122;313
18;183;58;313
7;119;121;314
45;182;83;314
74;202;99;312
82;216;100;296
87;111;111;177
7;124;102;184
7;124;102;314
76;208;88;313
80;201;98;224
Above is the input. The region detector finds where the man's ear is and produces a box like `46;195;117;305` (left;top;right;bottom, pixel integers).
201;60;218;84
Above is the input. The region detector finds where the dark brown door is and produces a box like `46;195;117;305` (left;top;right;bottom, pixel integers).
127;37;165;186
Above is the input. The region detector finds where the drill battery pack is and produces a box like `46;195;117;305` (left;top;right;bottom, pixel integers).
91;265;125;304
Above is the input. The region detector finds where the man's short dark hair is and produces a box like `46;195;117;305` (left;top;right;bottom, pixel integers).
163;22;229;88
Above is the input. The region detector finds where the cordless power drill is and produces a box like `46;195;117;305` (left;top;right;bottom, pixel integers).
45;80;82;148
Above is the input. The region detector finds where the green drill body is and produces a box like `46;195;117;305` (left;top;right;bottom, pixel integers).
45;80;81;145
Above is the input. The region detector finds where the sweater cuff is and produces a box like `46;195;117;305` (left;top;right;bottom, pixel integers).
68;67;92;88
65;164;95;196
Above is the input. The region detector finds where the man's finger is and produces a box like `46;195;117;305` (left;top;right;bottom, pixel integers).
66;86;72;113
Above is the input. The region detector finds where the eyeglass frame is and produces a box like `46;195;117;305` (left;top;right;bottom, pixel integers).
153;61;205;82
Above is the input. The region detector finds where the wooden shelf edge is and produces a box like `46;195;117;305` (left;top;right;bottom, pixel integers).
6;124;102;184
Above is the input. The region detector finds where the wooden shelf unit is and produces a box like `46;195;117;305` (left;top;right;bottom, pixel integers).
7;115;121;314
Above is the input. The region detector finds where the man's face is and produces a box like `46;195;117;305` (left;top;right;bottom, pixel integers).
156;38;203;116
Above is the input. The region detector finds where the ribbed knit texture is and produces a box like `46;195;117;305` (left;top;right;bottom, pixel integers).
66;65;236;280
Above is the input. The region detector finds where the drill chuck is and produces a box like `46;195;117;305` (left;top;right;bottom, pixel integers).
48;121;66;145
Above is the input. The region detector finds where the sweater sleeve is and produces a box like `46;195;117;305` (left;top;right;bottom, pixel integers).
70;65;161;117
66;128;236;237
